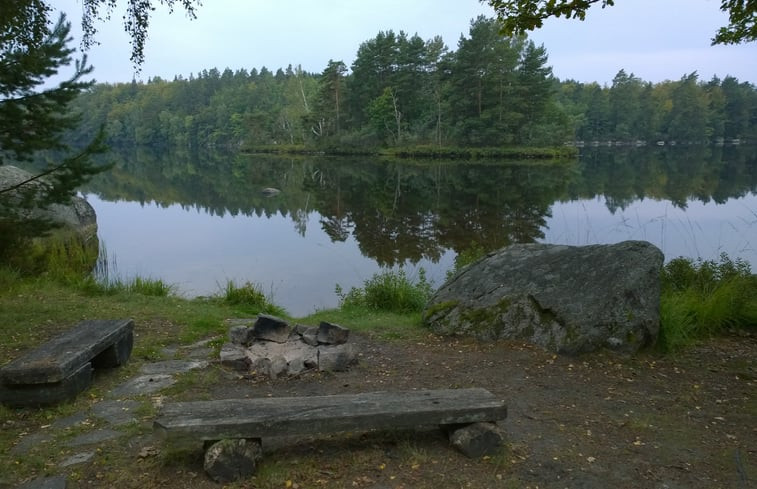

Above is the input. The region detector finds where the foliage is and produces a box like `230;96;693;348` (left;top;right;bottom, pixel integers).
485;0;757;45
216;279;286;316
659;254;757;351
558;71;757;143
446;242;487;280
65;17;572;151
64;20;757;153
0;10;109;261
336;268;434;314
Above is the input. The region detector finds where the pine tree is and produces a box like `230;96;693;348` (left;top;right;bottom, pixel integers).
0;8;108;261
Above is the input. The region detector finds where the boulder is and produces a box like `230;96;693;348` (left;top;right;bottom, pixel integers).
228;325;254;346
423;241;663;354
316;321;350;345
203;438;263;483
448;422;507;458
0;165;97;243
219;344;251;371
293;324;319;346
252;315;290;343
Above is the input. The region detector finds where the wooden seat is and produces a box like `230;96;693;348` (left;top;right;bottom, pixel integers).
0;319;134;407
154;387;506;442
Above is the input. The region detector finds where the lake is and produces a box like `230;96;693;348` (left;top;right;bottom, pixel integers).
83;145;757;317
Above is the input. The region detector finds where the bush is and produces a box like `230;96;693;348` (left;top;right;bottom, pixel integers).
446;242;487;280
336;268;433;314
218;280;286;316
659;254;757;352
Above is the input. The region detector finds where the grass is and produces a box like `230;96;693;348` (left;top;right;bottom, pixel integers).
214;279;286;316
335;268;433;314
659;253;757;352
2;233;755;488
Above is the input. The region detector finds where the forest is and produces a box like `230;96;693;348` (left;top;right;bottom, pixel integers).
67;16;757;152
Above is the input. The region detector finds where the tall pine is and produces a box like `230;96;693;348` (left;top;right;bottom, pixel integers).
0;6;107;261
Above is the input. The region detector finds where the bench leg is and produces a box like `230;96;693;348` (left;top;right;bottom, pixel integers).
92;331;134;369
0;362;93;408
203;438;263;483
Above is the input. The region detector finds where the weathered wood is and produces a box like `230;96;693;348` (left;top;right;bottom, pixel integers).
0;362;93;408
0;319;134;385
154;388;507;442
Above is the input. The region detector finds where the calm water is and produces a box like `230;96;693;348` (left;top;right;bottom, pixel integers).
84;146;757;316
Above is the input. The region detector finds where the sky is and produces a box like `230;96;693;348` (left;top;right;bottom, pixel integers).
49;0;757;85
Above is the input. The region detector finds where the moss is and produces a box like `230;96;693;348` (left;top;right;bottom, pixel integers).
458;298;512;338
422;300;459;322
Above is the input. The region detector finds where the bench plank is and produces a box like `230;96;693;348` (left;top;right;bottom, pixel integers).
0;319;134;385
154;388;506;442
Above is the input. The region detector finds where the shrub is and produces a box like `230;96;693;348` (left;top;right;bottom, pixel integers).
659;254;757;352
218;280;286;316
336;268;433;314
446;242;487;280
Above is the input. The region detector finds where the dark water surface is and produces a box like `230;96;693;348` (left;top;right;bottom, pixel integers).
84;146;757;316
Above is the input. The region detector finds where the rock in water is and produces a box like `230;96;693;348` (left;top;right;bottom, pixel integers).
423;241;663;354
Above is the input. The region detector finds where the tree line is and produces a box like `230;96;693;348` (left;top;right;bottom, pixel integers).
67;16;757;152
82;144;757;265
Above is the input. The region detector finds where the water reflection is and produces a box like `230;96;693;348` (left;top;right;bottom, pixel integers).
82;145;757;315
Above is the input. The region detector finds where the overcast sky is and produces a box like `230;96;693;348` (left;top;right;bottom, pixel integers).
50;0;756;85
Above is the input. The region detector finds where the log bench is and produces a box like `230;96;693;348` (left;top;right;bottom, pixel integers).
0;319;134;408
154;387;508;482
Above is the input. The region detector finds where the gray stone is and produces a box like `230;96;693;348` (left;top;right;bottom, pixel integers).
448;422;507;458
140;360;208;375
220;343;251;371
109;374;175;397
251;355;288;379
318;344;358;372
16;475;67;489
267;356;288;379
65;429;121;447
10;432;52;455
0;165;97;243
247;339;318;378
293;324;319;346
185;347;213;359
424;241;663;354
60;451;94;467
252;315;290;343
91;400;141;426
229;325;254;346
203;438;263;483
316;322;350;345
51;412;88;430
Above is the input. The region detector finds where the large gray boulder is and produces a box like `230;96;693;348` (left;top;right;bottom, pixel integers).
423;241;663;354
0;165;97;243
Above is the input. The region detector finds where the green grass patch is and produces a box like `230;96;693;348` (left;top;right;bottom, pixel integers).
301;306;426;341
213;279;287;317
336;268;433;314
659;254;757;352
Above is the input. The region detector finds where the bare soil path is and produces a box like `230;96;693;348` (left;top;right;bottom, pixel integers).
160;331;756;489
7;330;755;489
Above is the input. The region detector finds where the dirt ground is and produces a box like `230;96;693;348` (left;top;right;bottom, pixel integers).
7;329;755;489
144;330;756;489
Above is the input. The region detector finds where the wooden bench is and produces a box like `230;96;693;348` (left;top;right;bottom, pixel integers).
154;388;507;481
0;319;134;408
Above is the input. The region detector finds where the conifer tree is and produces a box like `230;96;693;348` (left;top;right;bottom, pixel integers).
0;6;107;260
